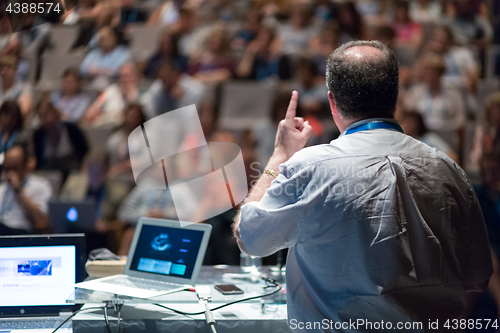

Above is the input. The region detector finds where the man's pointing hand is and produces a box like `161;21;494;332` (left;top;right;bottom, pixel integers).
273;91;313;161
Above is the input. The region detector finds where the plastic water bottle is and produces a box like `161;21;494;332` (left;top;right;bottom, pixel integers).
240;251;262;273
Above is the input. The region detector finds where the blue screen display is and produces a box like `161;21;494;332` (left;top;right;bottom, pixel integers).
129;225;204;279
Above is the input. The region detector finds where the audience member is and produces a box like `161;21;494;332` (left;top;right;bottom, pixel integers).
143;28;188;79
84;62;142;126
100;104;146;221
471;92;500;168
278;4;317;57
399;110;459;163
142;60;204;118
0;101;25;157
61;0;99;25
50;68;91;123
392;1;423;49
295;58;328;117
116;162;195;254
188;27;234;84
175;7;207;58
231;9;262;51
80;26;131;80
0;143;51;235
419;26;479;92
33;100;89;180
404;54;465;151
409;0;442;24
374;24;396;50
236;26;291;81
308;22;340;78
1;39;30;82
312;0;337;25
443;0;493;47
337;2;367;44
147;0;180;26
71;5;116;51
0;56;33;118
117;0;147;30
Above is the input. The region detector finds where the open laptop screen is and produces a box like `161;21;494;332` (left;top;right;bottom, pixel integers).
128;224;204;280
0;234;85;316
0;245;76;307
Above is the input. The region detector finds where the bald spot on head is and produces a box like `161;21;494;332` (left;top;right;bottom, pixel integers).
343;45;384;63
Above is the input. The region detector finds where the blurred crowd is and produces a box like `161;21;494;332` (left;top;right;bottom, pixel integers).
0;0;499;311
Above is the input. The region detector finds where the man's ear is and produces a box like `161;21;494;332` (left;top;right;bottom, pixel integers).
328;91;337;117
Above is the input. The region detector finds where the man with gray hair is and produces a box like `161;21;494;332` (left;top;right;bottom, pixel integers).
233;40;492;332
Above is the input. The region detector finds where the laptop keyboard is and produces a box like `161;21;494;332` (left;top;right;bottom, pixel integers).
101;276;185;292
0;318;67;329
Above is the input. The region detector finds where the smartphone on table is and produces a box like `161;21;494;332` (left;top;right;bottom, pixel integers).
214;284;244;295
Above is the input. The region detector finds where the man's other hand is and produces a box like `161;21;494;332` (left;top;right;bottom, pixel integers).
274;91;313;161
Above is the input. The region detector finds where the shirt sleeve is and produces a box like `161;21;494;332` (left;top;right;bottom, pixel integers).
238;164;305;257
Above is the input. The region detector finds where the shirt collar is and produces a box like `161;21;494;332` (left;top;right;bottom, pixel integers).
339;118;400;138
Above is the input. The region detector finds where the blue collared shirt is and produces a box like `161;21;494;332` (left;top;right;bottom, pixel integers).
80;46;131;77
239;118;492;332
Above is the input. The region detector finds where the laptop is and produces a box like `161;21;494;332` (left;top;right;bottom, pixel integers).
75;217;212;299
49;200;96;233
0;234;86;330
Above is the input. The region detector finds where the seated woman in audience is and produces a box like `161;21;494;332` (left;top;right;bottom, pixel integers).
399;111;459;163
80;26;131;80
188;27;234;84
471;92;500;169
100;103;146;221
0;56;33;118
277;4;317;57
83;62;142;126
143;28;188;79
236;26;291;81
0;101;25;157
33;100;89;181
404;54;465;153
391;1;423;49
50;68;92;123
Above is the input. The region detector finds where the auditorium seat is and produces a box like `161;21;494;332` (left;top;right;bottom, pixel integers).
219;80;277;130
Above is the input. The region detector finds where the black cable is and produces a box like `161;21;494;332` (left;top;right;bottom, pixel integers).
153;285;282;316
103;305;112;333
114;303;122;333
51;306;109;333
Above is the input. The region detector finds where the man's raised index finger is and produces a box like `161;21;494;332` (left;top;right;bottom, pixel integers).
285;90;298;121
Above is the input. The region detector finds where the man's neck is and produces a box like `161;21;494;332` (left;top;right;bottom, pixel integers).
336;117;395;133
